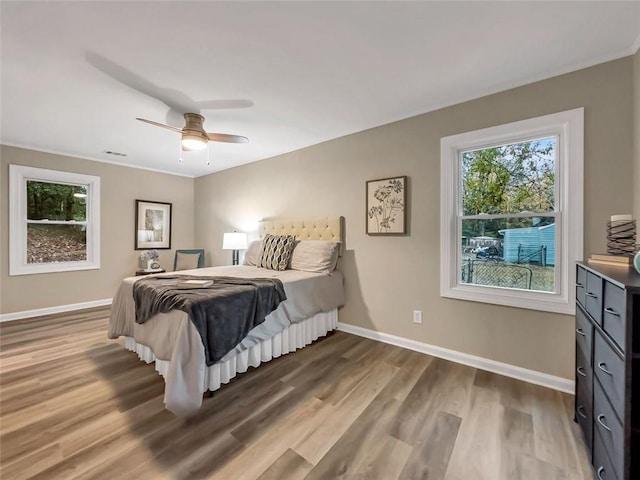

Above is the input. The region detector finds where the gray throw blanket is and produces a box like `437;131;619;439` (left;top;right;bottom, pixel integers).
132;275;286;366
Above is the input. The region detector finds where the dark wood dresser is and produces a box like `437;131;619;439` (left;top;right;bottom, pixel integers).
575;262;640;480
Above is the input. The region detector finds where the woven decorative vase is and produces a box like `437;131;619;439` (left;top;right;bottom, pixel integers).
606;220;636;256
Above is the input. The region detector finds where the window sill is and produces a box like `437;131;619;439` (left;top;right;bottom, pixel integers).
9;261;100;276
441;284;574;315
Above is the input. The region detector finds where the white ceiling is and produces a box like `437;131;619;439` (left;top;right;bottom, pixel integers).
2;1;639;178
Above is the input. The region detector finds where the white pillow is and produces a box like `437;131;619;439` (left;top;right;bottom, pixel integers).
243;240;262;266
175;252;201;271
289;241;341;274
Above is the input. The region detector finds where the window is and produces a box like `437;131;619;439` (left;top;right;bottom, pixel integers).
9;165;100;275
440;108;583;314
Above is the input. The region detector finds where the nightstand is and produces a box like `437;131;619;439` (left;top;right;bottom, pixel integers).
135;269;166;276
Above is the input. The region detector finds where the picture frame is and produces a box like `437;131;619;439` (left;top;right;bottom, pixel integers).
135;200;172;250
366;176;407;235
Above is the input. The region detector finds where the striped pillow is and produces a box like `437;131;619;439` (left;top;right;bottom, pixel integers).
259;234;296;271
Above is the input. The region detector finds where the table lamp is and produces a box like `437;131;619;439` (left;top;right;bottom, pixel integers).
222;232;248;265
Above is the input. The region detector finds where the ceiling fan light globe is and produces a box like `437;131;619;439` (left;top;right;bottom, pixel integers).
181;136;207;150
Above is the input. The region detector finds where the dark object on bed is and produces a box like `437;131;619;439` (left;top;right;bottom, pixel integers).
133;275;286;365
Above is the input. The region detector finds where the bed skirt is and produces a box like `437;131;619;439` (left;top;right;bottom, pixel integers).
123;308;338;394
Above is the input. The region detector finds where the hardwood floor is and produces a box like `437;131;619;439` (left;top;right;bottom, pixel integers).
0;307;593;480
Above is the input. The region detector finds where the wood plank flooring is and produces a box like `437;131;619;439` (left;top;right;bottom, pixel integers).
0;307;594;479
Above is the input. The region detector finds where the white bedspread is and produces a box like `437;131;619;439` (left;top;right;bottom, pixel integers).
108;266;344;415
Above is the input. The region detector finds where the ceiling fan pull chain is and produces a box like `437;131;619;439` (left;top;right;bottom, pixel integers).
206;144;211;166
178;143;183;163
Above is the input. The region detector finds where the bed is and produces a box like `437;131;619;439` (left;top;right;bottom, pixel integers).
108;217;345;415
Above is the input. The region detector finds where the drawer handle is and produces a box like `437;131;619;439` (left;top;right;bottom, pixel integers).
597;362;613;376
576;328;586;337
586;292;598;298
597;466;605;480
604;307;620;317
576;366;587;377
576;282;584;287
597;414;612;432
576;405;587;419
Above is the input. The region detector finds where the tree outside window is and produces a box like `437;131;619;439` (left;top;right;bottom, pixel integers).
26;181;88;263
460;137;557;293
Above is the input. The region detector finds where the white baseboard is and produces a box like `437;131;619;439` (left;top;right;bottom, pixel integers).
337;322;574;394
0;298;112;323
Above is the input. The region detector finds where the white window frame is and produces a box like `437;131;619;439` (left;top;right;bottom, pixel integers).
9;165;101;276
440;108;583;314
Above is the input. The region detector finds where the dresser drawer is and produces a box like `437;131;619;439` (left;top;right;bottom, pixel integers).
586;271;603;325
593;428;620;480
576;380;593;456
602;281;626;352
576;306;594;359
576;340;593;394
594;334;625;418
594;378;624;479
577;265;587;308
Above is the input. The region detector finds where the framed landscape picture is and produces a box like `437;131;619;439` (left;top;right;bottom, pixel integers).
366;176;407;235
135;200;172;249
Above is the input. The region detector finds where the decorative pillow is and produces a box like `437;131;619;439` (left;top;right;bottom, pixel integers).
243;240;262;266
175;252;201;271
259;234;296;271
289;241;341;274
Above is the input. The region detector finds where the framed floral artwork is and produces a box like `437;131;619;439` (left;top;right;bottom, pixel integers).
366;176;407;235
135;200;172;249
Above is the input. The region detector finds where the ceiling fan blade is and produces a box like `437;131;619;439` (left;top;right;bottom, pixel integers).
198;99;254;110
136;118;183;134
207;132;249;144
87;52;197;115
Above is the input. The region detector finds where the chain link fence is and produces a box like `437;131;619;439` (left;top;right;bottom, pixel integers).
517;245;548;267
462;259;533;290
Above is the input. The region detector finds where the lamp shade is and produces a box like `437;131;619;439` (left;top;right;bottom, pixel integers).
222;232;248;250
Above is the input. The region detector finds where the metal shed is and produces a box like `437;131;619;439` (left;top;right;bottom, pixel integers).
499;223;555;266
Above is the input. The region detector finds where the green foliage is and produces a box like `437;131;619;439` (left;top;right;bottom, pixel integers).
461;138;555;238
26;181;87;221
462;138;555;216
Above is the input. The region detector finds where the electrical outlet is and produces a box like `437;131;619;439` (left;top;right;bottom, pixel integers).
413;310;423;324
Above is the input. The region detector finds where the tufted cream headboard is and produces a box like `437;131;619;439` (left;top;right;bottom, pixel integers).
258;217;345;255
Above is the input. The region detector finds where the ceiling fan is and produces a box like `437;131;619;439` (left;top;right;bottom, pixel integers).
136;113;249;151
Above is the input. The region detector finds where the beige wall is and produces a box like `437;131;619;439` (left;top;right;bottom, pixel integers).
0;146;195;314
195;57;635;380
634;49;640;222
